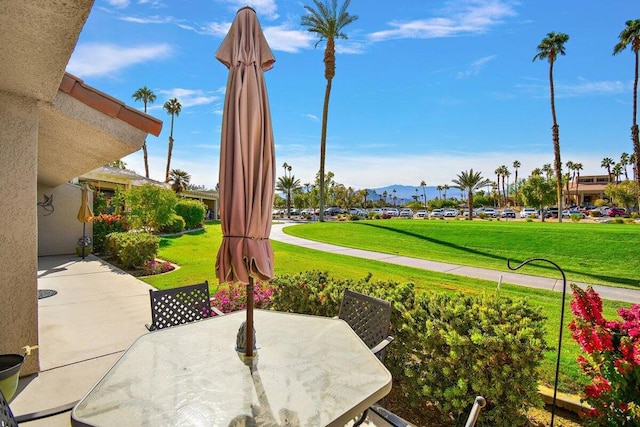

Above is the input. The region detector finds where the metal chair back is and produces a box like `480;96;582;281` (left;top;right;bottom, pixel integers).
339;288;393;362
147;281;213;331
0;388;18;427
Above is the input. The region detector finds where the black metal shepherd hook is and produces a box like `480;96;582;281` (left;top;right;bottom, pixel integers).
507;258;566;427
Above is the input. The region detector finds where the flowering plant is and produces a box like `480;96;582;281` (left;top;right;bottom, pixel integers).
568;284;640;425
142;259;175;276
212;280;274;314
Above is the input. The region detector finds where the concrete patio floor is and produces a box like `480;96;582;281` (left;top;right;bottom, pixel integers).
10;255;153;426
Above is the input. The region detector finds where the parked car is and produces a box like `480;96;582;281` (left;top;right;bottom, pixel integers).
324;206;343;216
399;208;414;218
348;208;367;218
416;210;428;218
430;209;444;218
385;208;400;217
520;207;537;218
461;210;477;218
500;209;516;218
540;207;559;218
443;208;458;218
480;207;498;218
606;207;627;217
562;209;586;219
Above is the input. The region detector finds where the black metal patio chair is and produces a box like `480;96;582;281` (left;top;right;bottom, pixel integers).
339;289;394;426
362;396;486;427
338;288;394;362
146;281;223;331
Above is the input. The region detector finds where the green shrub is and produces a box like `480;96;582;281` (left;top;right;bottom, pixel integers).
116;184;177;232
570;214;583;222
477;212;488;219
92;214;129;253
105;232;159;268
160;213;185;234
611;218;625;224
630;212;639;219
526;217;534;223
349;214;361;221
174;200;206;229
269;271;546;425
589;210;602;217
401;292;548;426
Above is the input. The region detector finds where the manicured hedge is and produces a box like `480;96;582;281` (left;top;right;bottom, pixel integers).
105;232;159;268
268;271;547;426
174;200;206;230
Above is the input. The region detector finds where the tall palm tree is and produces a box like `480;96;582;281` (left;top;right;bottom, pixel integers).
500;166;510;205
443;184;449;200
573;162;583;205
512;160;521;206
420;180;427;209
534;31;570;222
494;167;502;206
168;168;191;194
565;160;574;205
532;167;543;176
276;175;301;218
620;152;630;180
601;157;615;182
614;19;640;194
542;163;553;180
452;169;491;221
163;98;182;182
131;86;157;178
612;163;624;184
301;0;358;221
436;185;443;199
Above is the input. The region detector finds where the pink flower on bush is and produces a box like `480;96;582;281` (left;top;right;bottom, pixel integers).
211;280;274;314
569;284;640;425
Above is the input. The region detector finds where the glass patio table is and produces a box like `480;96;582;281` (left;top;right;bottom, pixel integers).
71;309;392;426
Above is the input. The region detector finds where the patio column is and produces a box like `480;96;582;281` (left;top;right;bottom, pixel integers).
0;92;40;375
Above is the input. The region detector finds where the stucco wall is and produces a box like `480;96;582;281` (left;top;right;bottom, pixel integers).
0;91;40;375
38;183;93;256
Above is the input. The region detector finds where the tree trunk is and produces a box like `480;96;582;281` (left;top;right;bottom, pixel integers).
549;60;563;222
318;38;336;222
165;115;175;182
142;141;149;178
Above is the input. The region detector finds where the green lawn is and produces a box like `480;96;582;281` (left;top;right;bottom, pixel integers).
139;222;631;394
284;218;640;289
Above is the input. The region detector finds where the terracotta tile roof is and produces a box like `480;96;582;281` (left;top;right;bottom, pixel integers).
60;73;162;136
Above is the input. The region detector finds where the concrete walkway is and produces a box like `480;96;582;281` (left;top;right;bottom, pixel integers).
270;222;640;304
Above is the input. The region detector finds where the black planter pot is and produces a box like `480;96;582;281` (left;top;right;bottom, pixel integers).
0;354;24;401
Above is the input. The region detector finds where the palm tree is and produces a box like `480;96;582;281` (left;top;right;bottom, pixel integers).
532;167;543;176
620;152;630;180
163;98;182;182
512;160;521;206
613;19;640;194
573;162;583;205
542;163;553;180
565;160;574;205
301;0;358;221
500;166;510;205
601;157;615;182
276;175;301;218
443;184;449;200
436;185;443;199
420;180;427;209
534;31;570;222
168;169;191;194
613;163;624;184
132;87;157;178
452;169;491;221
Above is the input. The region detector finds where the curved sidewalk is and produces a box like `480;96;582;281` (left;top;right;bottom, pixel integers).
270;222;640;304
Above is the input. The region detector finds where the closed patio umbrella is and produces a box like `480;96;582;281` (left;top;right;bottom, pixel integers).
77;183;93;259
215;6;276;357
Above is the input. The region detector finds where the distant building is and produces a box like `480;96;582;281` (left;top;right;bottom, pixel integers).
565;174;612;205
79;165;219;219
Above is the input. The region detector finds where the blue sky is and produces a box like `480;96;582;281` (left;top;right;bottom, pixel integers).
68;0;639;190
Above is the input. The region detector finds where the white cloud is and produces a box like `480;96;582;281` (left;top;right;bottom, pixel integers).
369;0;516;42
107;0;130;8
518;79;630;99
152;88;220;109
120;15;174;24
67;43;172;77
305;114;319;121
263;25;315;53
457;55;497;79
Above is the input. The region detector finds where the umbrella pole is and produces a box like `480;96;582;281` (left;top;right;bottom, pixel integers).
246;277;254;357
81;222;86;259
